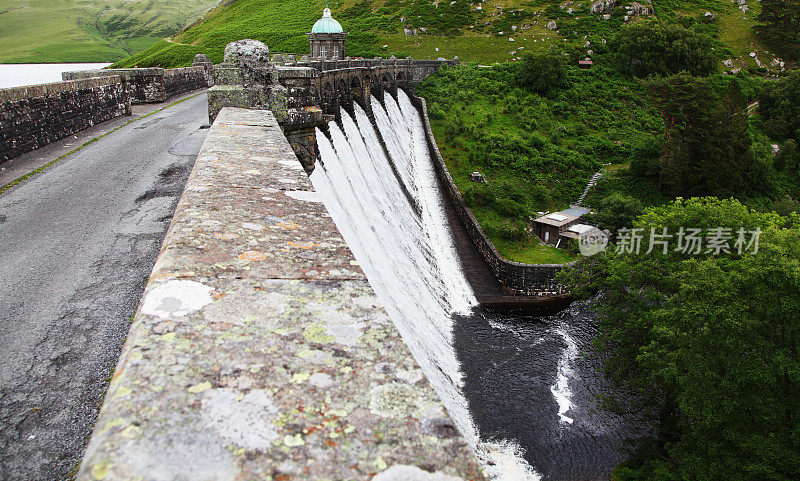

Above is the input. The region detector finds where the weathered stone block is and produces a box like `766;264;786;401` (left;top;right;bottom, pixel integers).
206;85;268;122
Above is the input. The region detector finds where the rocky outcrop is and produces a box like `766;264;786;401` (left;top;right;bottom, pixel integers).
223;39;270;68
590;0;616;14
627;2;653;16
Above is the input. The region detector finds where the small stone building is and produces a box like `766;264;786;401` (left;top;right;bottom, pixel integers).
308;8;347;60
533;206;593;248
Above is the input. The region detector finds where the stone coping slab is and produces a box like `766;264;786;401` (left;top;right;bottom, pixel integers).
77;107;486;481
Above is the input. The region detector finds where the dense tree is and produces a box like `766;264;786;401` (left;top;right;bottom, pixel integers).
608;21;719;78
756;0;800;60
516;52;570;94
562;197;800;481
584;193;644;233
759;70;800;142
642;74;771;197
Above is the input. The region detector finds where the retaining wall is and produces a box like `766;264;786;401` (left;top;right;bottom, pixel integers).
0;76;130;163
63;67;211;104
414;96;566;295
76;107;485;481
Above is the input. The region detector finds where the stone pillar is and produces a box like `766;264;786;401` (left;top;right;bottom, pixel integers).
192;54;215;87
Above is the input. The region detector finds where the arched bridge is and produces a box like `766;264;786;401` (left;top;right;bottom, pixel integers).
207;55;457;169
308;59;453;115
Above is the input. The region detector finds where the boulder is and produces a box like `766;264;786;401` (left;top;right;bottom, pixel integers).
629;2;654;15
224;39;270;68
192;54;212;66
547;20;558;30
723;59;734;67
590;0;616;14
704;11;717;22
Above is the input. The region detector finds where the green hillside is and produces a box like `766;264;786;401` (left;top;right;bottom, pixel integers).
111;0;782;69
0;0;220;63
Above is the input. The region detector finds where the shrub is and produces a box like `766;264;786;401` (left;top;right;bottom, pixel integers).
516;52;571;95
608;20;719;78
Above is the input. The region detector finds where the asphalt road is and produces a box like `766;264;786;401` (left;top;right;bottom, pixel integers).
0;92;209;480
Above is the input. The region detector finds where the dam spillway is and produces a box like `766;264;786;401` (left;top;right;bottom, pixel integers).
311;90;647;480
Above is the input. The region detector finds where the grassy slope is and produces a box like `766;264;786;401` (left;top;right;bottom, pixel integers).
109;0;780;70
418;64;663;263
0;0;220;63
104;0;781;263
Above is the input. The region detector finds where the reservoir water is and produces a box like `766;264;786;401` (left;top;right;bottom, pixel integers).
311;90;649;480
0;63;111;89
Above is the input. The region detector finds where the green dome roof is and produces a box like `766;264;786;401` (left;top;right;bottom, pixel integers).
311;8;343;34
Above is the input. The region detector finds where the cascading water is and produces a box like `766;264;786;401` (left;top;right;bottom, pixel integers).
310;90;646;480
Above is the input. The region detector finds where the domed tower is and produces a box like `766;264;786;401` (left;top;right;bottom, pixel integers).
308;7;347;60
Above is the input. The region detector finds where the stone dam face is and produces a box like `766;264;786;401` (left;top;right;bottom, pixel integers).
312;90;651;480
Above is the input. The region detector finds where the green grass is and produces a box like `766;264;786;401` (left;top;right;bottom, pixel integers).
1;0;781;67
492;237;577;264
417;63;663;263
0;0;220;63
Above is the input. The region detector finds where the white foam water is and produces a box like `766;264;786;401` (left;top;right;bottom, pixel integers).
309;90;542;480
551;326;579;425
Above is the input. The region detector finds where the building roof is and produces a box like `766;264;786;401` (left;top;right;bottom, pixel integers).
561;223;602;240
533;212;578;227
311;8;344;34
561;206;590;217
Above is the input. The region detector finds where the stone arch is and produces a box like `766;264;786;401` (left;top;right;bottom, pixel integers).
396;71;408;88
382;72;397;97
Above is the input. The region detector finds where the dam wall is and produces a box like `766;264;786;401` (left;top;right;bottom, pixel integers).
76;107;486;481
0;76;130;163
414;96;565;296
62;66;212;104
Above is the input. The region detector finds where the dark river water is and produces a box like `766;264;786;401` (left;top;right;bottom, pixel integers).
456;302;651;480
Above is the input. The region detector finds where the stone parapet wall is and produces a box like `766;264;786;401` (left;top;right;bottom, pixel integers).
0;76;130;163
76;107;486;481
163;66;211;99
63;67;212;104
63;68;166;103
414;95;566;295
